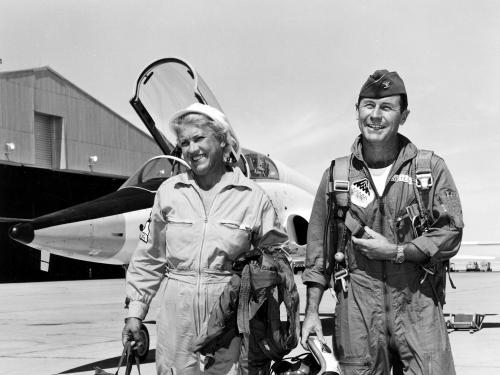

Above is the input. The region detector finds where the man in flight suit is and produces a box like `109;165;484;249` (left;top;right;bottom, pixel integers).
301;70;464;374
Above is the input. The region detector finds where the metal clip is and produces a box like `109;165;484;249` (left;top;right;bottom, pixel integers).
416;173;433;190
334;268;349;292
333;180;349;192
420;264;435;284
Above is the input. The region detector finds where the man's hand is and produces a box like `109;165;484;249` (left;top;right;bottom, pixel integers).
300;312;326;350
351;226;396;261
122;317;145;350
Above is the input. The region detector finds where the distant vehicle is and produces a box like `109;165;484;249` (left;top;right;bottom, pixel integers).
466;262;480;272
479;261;492;272
451;242;498;272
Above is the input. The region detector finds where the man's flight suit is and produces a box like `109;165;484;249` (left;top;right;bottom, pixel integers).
302;135;464;375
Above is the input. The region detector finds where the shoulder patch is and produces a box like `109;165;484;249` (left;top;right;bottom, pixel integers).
438;189;464;228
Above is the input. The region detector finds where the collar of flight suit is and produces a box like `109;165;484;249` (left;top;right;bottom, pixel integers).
173;167;255;193
350;133;419;172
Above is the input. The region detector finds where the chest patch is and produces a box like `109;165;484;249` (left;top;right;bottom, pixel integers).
350;178;374;208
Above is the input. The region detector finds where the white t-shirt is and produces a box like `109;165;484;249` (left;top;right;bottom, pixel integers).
368;163;393;196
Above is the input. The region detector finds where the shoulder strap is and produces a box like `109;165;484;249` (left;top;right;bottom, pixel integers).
323;156;351;275
415;150;434;190
329;156;350;210
414;150;457;290
412;149;434;224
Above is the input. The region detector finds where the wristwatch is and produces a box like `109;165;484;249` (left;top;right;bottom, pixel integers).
394;245;405;264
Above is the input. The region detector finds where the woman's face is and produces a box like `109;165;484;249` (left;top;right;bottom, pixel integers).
177;123;225;178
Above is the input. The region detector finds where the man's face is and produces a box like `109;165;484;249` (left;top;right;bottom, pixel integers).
357;95;409;145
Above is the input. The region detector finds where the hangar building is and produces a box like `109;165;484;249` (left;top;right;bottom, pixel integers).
0;67;162;282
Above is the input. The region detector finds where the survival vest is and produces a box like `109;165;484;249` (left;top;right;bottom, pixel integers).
192;229;300;370
325;150;455;301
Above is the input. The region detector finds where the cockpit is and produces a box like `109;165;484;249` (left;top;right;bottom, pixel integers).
119;155;189;192
119;150;279;194
242;151;279;180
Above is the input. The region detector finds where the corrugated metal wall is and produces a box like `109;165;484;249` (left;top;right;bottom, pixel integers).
0;68;162;177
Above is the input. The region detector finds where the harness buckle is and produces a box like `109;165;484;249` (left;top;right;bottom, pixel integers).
416;173;433;190
420;264;436;284
333;180;349;192
334;268;349;292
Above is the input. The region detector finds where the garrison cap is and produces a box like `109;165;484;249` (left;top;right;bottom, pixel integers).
359;70;407;101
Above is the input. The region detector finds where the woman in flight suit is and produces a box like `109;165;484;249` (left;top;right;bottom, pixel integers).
122;103;281;374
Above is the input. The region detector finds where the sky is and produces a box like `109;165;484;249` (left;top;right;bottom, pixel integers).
1;0;499;241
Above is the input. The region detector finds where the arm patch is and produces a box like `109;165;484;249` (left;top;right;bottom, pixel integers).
438;189;464;228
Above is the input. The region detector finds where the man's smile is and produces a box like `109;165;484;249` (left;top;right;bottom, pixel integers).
365;123;385;130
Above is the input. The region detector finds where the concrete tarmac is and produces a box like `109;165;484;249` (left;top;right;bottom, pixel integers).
2;272;500;375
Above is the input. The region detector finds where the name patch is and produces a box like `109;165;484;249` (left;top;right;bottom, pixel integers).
390;174;413;185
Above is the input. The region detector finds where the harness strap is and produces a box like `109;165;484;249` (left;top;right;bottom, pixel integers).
413;150;457;291
276;255;300;348
115;342;141;375
412;150;434;234
323;160;336;272
324;156;351;288
237;265;251;334
332;156;350;268
415;150;434;191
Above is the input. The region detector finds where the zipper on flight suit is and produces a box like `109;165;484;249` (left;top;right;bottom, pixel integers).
192;187;216;335
361;164;393;343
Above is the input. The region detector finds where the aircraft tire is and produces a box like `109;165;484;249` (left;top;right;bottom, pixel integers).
137;323;150;361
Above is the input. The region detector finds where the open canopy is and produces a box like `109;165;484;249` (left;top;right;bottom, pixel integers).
130;57;223;155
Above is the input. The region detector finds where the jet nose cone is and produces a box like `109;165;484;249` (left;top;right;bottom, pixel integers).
9;223;34;244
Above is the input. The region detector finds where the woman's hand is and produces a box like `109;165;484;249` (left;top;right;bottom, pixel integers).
122;317;144;350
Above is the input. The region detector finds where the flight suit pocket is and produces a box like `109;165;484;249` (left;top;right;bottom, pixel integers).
216;220;253;259
167;218;194;225
164;217;195;262
340;361;371;375
423;349;455;375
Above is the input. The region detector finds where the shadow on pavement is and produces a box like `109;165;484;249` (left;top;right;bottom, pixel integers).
58;349;156;374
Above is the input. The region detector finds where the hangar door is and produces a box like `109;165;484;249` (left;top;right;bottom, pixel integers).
34;112;61;169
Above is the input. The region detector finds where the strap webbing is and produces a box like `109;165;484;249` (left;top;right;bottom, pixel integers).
333;156;350;208
113;342;141;375
237;265;251;334
413;150;434;229
416;150;433;176
323;156;350;276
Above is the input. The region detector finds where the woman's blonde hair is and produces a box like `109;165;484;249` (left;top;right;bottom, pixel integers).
171;113;239;164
